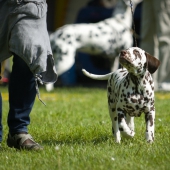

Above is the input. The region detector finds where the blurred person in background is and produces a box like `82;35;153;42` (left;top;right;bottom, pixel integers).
140;0;170;91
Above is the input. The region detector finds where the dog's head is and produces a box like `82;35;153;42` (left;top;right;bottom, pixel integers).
119;47;160;75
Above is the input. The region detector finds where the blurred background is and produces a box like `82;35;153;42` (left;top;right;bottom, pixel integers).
47;0;91;32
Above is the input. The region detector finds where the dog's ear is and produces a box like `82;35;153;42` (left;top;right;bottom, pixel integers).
145;52;160;74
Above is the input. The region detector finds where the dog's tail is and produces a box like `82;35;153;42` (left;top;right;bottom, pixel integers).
82;69;112;80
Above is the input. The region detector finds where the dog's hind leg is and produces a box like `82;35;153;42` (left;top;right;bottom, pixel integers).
108;104;121;143
110;114;121;143
107;86;121;143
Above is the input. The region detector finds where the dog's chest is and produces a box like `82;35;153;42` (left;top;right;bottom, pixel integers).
108;70;154;117
118;92;151;117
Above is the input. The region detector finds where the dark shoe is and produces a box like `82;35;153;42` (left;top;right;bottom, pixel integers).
7;133;43;150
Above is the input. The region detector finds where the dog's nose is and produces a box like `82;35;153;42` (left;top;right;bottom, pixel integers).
121;50;127;56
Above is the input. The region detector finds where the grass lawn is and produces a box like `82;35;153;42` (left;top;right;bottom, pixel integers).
0;86;170;170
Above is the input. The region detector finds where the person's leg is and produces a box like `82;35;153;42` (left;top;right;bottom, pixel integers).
140;0;156;55
0;93;2;142
7;54;43;150
7;54;36;133
140;0;159;90
155;0;170;87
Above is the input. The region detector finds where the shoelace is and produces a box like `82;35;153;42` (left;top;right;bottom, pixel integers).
35;74;46;106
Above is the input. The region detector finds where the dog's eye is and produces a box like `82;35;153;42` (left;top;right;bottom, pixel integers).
133;50;139;54
133;50;142;59
133;50;140;55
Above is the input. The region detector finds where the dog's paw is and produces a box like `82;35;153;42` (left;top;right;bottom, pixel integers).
145;131;154;142
115;139;121;144
115;137;121;143
121;131;135;138
147;140;154;144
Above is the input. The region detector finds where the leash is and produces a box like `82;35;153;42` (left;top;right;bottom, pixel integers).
129;0;138;47
35;74;46;106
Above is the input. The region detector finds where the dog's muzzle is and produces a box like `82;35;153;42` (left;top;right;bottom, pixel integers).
119;50;132;65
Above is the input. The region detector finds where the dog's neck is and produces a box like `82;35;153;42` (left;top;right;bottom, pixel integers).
127;70;146;93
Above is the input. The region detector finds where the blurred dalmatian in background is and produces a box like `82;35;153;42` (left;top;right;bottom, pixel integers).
46;0;142;91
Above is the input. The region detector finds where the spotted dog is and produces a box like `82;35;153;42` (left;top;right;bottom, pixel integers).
82;47;160;143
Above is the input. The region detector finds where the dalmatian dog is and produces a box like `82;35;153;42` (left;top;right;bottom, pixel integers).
46;0;137;91
82;47;160;143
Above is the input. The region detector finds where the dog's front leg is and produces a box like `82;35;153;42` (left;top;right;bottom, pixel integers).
126;115;135;131
145;111;155;143
118;112;135;138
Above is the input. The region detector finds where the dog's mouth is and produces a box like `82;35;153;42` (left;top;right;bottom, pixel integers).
119;50;132;65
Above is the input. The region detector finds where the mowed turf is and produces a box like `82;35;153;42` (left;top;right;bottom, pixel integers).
0;86;170;170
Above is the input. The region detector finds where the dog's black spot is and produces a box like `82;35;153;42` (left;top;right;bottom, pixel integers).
131;98;137;103
149;80;153;85
121;15;125;19
102;31;107;35
112;127;114;135
121;29;126;33
108;96;113;103
126;105;135;112
150;106;155;111
112;108;116;112
63;51;68;56
98;26;102;30
123;73;127;76
149;115;153;126
108;87;112;93
89;31;93;38
136;105;139;110
76;36;81;42
118;113;125;123
58;32;63;38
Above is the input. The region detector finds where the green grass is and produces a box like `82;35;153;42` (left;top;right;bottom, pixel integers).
1;86;170;170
